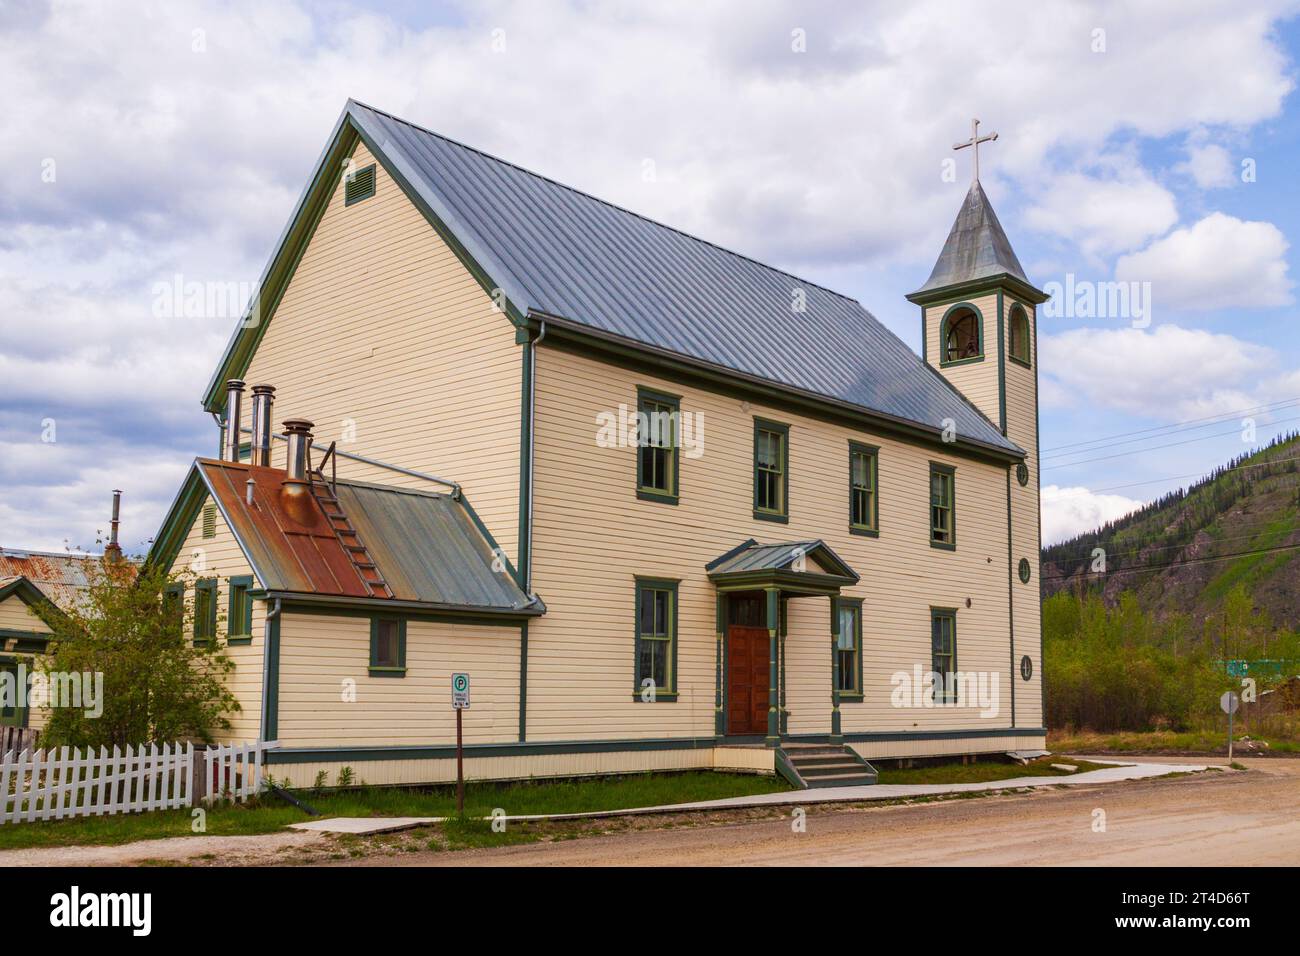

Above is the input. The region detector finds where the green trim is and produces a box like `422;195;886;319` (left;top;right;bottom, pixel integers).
271;597;538;625
779;596;789;735
0;658;28;728
928;462;957;550
261;606;281;742
1016;462;1029;486
713;594;725;736
518;620;528;742
459;491;522;587
1008;303;1032;368
848;440;880;536
996;289;1007;433
343;162;376;205
930;607;958;704
765;587;779;746
203;111;525;414
0;577;69;633
264;726;1050;765
937;302;984;368
227;574;254;644
710;568;854;596
752;417;790;523
634;577;680;700
1006;469;1017;727
536;315;1025;466
1018;558;1032;584
905;272;1049;307
635;385;682;505
516;328;535;590
832;597;864;700
368;616;407;676
192;578;217;646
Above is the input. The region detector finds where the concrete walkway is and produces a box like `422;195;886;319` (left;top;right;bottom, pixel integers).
289;759;1210;833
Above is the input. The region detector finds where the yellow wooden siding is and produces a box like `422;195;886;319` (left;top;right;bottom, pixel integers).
276;613;520;748
266;744;774;788
2;595;52;731
237;139;522;559
924;292;1001;428
0;593;50;632
171;496;265;743
1004;297;1043;727
528;345;1022;742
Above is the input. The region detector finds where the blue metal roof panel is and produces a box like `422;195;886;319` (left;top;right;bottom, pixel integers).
348;101;1019;454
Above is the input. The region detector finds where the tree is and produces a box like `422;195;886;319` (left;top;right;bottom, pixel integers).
37;557;240;749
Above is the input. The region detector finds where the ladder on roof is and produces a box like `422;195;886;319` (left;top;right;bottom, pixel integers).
308;442;394;600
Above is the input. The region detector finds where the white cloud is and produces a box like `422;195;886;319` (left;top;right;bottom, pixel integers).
1025;166;1179;259
1178;142;1237;188
0;0;1296;549
1115;213;1294;311
1041;485;1145;545
1040;325;1276;419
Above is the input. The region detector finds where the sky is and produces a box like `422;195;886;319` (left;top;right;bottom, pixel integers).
1;0;1298;556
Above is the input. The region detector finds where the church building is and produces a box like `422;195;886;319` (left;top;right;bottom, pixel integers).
148;101;1046;788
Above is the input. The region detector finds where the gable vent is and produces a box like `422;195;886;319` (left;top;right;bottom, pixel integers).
202;502;216;539
345;164;377;206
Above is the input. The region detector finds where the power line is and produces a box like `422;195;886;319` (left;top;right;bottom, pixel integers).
1042;397;1300;454
1040;541;1300;583
1041;415;1300;470
1043;525;1296;565
1045;453;1300;499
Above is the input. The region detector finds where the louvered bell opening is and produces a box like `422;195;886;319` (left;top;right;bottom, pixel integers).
345;163;376;206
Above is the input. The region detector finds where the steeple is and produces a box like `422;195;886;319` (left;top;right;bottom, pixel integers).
910;181;1033;299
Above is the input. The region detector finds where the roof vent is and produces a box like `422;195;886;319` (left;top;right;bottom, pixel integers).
345;164;376;206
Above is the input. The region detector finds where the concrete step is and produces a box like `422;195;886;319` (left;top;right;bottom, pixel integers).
797;762;869;776
789;754;862;768
804;772;878;788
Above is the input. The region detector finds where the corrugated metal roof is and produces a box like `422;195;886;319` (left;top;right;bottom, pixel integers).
912;181;1029;295
0;549;102;614
707;539;857;582
197;460;535;613
347;101;1020;455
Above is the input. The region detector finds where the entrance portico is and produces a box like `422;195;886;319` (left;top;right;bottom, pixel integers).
707;539;860;746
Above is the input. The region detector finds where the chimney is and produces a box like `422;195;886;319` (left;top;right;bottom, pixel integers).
249;384;276;467
222;379;246;462
105;489;123;560
279;419;316;524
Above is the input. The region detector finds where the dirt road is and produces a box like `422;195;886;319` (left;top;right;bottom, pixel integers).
369;757;1300;867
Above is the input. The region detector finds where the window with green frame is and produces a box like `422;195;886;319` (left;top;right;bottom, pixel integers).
929;463;955;549
634;578;678;701
753;419;789;522
193;579;217;645
369;617;406;677
636;387;680;504
0;661;25;727
834;598;863;697
227;575;254;644
163;582;185;639
931;608;957;704
849;442;879;535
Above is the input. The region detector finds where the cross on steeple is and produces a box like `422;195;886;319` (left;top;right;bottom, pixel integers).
953;118;998;184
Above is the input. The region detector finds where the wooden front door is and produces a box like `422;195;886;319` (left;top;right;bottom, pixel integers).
727;623;770;735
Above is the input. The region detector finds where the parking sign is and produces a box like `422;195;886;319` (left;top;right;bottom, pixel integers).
452;672;470;709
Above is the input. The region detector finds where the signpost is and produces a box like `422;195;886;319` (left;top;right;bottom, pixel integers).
1220;690;1239;763
452;673;470;815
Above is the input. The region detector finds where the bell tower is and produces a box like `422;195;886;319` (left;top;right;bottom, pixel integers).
905;119;1049;729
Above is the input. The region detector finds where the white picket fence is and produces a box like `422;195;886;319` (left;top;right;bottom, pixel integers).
203;740;278;806
0;739;279;824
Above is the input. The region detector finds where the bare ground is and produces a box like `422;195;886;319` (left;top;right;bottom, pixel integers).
5;756;1296;867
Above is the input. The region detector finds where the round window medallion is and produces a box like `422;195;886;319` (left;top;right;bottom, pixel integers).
1020;655;1033;681
1016;462;1029;486
1018;558;1031;584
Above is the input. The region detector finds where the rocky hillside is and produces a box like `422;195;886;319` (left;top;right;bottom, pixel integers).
1042;432;1300;630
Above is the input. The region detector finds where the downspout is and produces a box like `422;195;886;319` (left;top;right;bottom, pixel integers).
527;320;546;593
260;597;282;745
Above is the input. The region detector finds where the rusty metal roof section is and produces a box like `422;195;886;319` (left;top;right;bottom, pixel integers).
195;460;538;614
0;549;102;614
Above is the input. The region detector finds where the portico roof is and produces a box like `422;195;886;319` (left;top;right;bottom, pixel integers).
706;539;859;595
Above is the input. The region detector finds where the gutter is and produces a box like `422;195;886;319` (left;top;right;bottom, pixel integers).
526;319;547;593
259;597;282;743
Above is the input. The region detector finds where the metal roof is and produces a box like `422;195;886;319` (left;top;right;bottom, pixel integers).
346;101;1020;455
706;539;858;582
196;460;537;614
912;181;1029;296
0;549;102;614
